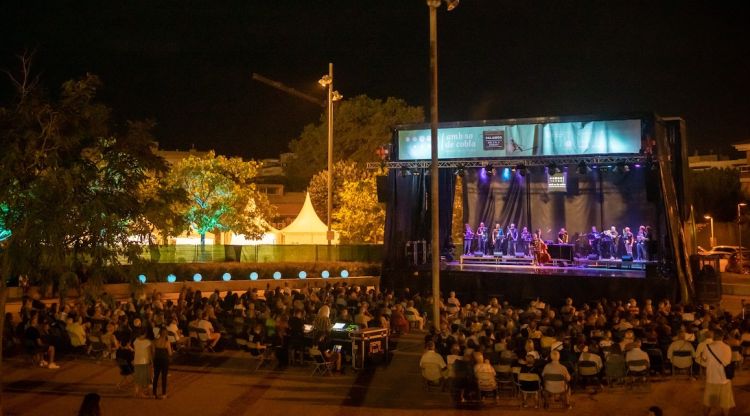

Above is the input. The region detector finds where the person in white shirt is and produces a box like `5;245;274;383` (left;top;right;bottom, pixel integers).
701;330;734;415
197;313;221;349
405;300;424;331
419;341;447;383
625;340;650;373
695;330;714;371
132;329;153;398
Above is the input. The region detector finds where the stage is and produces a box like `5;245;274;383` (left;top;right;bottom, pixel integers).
449;258;651;278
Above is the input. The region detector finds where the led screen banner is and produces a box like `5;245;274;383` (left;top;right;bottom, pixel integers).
396;118;642;160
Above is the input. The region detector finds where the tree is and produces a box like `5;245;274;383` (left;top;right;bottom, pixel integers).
333;175;385;243
167;151;274;247
0;59;171;413
307;160;370;223
287;95;424;183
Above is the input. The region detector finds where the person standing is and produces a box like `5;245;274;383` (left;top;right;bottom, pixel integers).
701;329;735;416
152;325;172;399
476;222;487;254
507;224;519;256
463;224;474;255
133;328;153;398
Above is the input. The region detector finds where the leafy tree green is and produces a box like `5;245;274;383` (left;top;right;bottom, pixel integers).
287;95;423;183
333;175;385;243
0;60;175;404
307;160;370;223
167;151;275;247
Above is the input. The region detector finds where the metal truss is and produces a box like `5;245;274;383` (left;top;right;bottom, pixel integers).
367;154;652;170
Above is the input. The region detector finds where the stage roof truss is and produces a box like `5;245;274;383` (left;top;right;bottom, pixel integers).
367;154;651;170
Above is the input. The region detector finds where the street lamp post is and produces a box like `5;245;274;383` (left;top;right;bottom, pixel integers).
427;0;459;331
319;64;342;246
738;203;747;264
704;215;715;248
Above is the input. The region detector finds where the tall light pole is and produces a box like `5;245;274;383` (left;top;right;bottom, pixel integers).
427;0;459;331
319;64;342;246
738;203;747;264
704;215;715;248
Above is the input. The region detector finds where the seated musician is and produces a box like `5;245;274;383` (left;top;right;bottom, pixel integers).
558;228;569;244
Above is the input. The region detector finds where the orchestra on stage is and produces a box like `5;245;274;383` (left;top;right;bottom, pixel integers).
462;221;656;265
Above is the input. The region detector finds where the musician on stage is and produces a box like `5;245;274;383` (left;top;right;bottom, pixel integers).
492;223;504;255
463;223;474;255
603;226;619;260
507;224;519;256
532;232;551;265
622;226;634;257
588;226;601;257
636;225;648;261
521;226;532;256
557;228;569;244
477;222;488;255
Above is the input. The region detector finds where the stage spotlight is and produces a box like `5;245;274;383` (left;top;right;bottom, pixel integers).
547;162;560;175
138;274;147;284
485;164;494;176
400;166;410;177
622;163;631;173
222;272;232;281
249;272;259;281
193;273;202;282
167;274;177;283
321;270;330;279
502;167;511;180
453;165;465;176
446;0;460;11
516;164;527;177
298;271;307;279
340;269;349;278
273;271;282;280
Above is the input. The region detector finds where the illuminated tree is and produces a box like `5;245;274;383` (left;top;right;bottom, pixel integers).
307;160;370;223
167;151;274;247
333;175;385;243
287;95;423;183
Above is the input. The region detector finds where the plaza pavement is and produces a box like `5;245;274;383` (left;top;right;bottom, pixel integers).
1;330;749;416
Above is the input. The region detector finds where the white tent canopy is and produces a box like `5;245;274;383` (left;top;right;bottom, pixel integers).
280;192;338;244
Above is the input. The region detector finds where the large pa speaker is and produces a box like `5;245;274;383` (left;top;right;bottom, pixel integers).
566;175;580;196
621;254;633;262
376;175;389;203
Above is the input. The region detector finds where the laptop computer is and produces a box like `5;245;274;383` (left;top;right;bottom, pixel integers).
331;322;346;330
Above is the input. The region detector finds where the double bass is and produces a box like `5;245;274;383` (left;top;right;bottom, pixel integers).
533;236;552;265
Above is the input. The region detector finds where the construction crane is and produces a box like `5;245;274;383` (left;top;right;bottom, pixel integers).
251;73;325;107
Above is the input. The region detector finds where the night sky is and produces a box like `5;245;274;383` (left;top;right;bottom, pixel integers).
2;0;749;159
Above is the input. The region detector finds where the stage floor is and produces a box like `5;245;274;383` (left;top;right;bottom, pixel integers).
446;260;650;278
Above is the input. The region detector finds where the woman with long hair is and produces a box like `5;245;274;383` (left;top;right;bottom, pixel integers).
152;326;173;399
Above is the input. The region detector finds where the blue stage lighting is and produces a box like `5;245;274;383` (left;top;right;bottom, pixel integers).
321;270;330;279
341;269;349;278
138;274;147;284
502;167;511;180
222;272;232;281
273;271;282;280
298;271;307;279
249;272;259;281
167;274;177;283
193;273;202;282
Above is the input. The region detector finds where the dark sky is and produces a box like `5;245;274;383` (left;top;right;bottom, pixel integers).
2;0;749;159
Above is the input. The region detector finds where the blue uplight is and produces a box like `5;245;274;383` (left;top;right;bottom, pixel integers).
298;271;307;279
502;168;511;180
193;273;202;282
321;270;330;279
340;269;349;278
273;271;282;280
222;272;231;281
138;274;147;284
249;272;259;281
167;274;177;283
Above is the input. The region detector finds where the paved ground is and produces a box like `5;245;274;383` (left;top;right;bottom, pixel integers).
2;331;750;416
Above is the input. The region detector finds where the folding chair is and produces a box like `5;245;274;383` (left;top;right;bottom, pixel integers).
421;362;446;391
516;372;541;409
189;327;214;352
247;342;274;371
605;353;627;387
543;373;570;409
87;335;108;360
671;350;693;378
626;359;650;389
576;360;601;391
493;363;516;397
310;348;334;376
476;371;499;404
167;330;189;353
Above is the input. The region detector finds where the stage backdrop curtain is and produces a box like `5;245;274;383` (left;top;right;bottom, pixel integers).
383;169;455;266
464;167;656;243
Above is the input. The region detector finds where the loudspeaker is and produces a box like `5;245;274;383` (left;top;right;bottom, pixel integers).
621;254;633;262
376;175;389;203
566;175;580;196
587;254;600;260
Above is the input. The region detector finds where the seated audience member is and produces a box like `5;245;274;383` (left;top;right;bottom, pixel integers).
390;304;410;334
542;350;571;408
25;315;59;369
316;334;343;373
66;316;87;350
197;313;221;349
625;339;650;372
419;341;447;382
667;330;695;363
406;300;425;331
